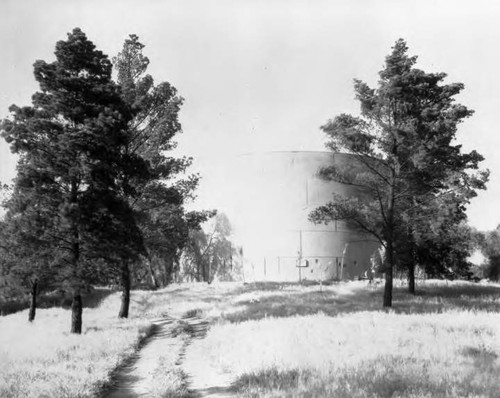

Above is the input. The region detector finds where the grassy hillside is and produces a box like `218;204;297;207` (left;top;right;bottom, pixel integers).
185;280;500;397
1;280;500;397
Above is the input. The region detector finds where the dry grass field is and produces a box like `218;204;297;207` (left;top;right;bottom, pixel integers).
1;280;500;397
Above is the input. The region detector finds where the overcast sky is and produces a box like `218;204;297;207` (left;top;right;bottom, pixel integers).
1;0;500;231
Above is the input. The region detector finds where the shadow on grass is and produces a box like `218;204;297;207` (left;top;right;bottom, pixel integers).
393;283;500;314
461;346;498;367
220;285;380;323
231;354;500;398
214;282;500;324
0;287;116;315
233;368;302;394
132;282;300;316
125;280;500;325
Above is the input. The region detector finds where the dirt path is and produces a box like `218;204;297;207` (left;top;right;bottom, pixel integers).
181;315;235;397
102;313;235;398
103;317;179;398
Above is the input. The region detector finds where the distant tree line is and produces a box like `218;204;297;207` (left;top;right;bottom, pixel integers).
0;29;236;333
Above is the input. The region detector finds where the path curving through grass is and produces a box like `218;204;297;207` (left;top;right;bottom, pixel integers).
102;317;180;398
101;310;235;398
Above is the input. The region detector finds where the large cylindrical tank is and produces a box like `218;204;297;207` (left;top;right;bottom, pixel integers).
200;151;380;282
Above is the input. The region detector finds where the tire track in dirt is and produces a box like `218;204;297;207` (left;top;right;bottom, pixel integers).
180;314;235;398
102;317;178;398
101;313;235;398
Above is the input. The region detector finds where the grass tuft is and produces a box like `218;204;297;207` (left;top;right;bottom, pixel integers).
234;368;303;392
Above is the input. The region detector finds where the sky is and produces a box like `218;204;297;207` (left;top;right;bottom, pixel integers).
1;0;500;231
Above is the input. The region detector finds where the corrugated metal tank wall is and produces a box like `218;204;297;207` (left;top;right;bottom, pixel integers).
215;151;380;282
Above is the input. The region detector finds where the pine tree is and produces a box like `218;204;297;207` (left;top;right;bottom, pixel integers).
309;39;488;306
1;28;145;333
112;35;212;316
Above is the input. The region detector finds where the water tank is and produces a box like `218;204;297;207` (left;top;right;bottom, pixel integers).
200;151;380;282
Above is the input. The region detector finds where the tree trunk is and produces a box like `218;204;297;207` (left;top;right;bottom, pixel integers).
119;262;131;318
209;258;219;284
69;179;83;334
408;263;416;294
71;290;83;334
197;259;203;282
383;169;396;308
383;243;394;307
28;280;38;322
200;260;206;282
164;256;174;286
206;259;211;283
148;260;159;289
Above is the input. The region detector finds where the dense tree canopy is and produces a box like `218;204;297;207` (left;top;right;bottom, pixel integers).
0;30;215;327
0;28;146;332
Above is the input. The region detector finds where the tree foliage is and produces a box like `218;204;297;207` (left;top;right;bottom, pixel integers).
0;205;59;321
0;28;146;332
179;212;240;283
0;30;214;326
310;39;487;306
478;225;500;280
111;35;213;314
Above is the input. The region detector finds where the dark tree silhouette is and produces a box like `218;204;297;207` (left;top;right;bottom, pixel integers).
1;28;145;333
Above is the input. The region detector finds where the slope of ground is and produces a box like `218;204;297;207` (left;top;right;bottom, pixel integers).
1;280;500;397
180;280;500;397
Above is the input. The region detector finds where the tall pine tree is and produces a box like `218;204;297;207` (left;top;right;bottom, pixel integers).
310;39;487;306
1;28;146;333
112;35;212;317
